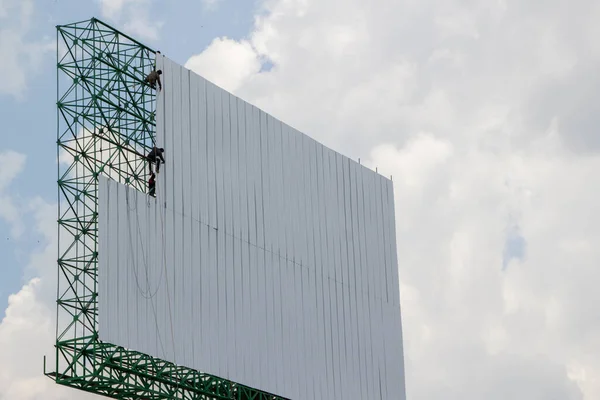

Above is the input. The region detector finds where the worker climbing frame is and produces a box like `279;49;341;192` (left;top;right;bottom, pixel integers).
49;17;288;400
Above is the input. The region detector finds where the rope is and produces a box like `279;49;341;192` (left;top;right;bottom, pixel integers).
125;174;180;394
125;187;163;299
156;173;183;396
157;179;177;357
125;186;167;358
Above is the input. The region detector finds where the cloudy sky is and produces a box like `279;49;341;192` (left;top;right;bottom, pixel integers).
1;0;600;399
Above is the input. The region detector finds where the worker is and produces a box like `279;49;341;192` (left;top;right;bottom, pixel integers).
147;146;165;174
145;69;162;90
148;172;156;197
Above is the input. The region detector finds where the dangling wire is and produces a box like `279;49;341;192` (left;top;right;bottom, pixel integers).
126;186;164;299
125;186;167;358
156;174;184;395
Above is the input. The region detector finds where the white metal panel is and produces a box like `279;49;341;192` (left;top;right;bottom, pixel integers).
206;82;217;229
320;146;334;400
256;245;267;388
260;111;269;251
264;114;276;392
230;96;240;238
293;261;304;399
307;137;323;400
364;169;378;399
294;127;305;264
198;77;209;226
271;118;282;258
190;207;200;368
240;240;250;380
225;232;234;377
253;106;264;249
180;67;193;368
248;240;259;386
273;255;284;394
155;54;165;149
337;153;351;400
352;160;368;400
280;124;290;259
200;222;213;371
246;103;257;247
308;267;321;399
164;184;175;362
275;254;284;394
171;58;184;364
363;168;378;399
328;148;343;400
317;146;330;397
223;93;233;235
285;260;296;397
98;55;406;399
214;87;224;231
339;156;355;397
232;232;242;379
98;177;107;336
296;134;309;400
163;57;174;209
237;98;248;243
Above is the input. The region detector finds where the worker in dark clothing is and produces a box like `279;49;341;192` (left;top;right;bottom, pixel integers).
147;146;165;174
148;172;156;197
145;69;162;90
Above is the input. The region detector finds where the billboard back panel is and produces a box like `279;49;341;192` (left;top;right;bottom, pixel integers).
98;55;406;399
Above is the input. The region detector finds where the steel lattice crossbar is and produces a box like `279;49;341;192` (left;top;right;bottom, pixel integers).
50;17;289;400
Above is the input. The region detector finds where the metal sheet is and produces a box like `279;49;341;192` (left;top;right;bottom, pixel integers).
97;56;406;399
206;82;217;228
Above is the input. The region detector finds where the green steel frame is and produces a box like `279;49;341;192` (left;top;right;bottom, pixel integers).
49;18;289;400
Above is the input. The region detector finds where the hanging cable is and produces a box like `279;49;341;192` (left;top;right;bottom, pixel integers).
125;186;164;299
125;186;167;358
155;174;185;395
157;178;177;358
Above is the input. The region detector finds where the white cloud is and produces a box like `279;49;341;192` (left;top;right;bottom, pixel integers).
98;0;163;41
201;0;223;11
185;38;262;92
99;0;127;19
0;277;103;400
0;150;26;192
369;132;599;399
185;0;600;398
124;16;164;42
0;0;53;99
0;150;26;238
0;191;100;399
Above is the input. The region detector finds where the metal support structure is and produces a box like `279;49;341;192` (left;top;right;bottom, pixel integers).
50;17;289;400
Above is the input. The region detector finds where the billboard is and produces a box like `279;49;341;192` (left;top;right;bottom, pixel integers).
98;55;406;399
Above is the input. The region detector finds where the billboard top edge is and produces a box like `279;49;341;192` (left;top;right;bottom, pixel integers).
160;53;393;184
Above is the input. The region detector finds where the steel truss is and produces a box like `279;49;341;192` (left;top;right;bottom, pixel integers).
50;17;288;400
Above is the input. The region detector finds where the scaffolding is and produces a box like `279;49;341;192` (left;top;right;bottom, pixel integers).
48;17;288;400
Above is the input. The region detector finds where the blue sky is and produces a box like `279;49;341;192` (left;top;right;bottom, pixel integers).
0;0;257;318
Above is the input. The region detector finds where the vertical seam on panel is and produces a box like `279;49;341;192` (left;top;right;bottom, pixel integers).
323;148;336;400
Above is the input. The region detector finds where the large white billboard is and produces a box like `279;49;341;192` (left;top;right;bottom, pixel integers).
98;55;406;399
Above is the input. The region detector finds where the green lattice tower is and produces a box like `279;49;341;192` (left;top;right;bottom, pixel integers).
49;18;288;400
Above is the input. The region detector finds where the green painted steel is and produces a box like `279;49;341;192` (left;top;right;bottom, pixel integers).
50;17;289;400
